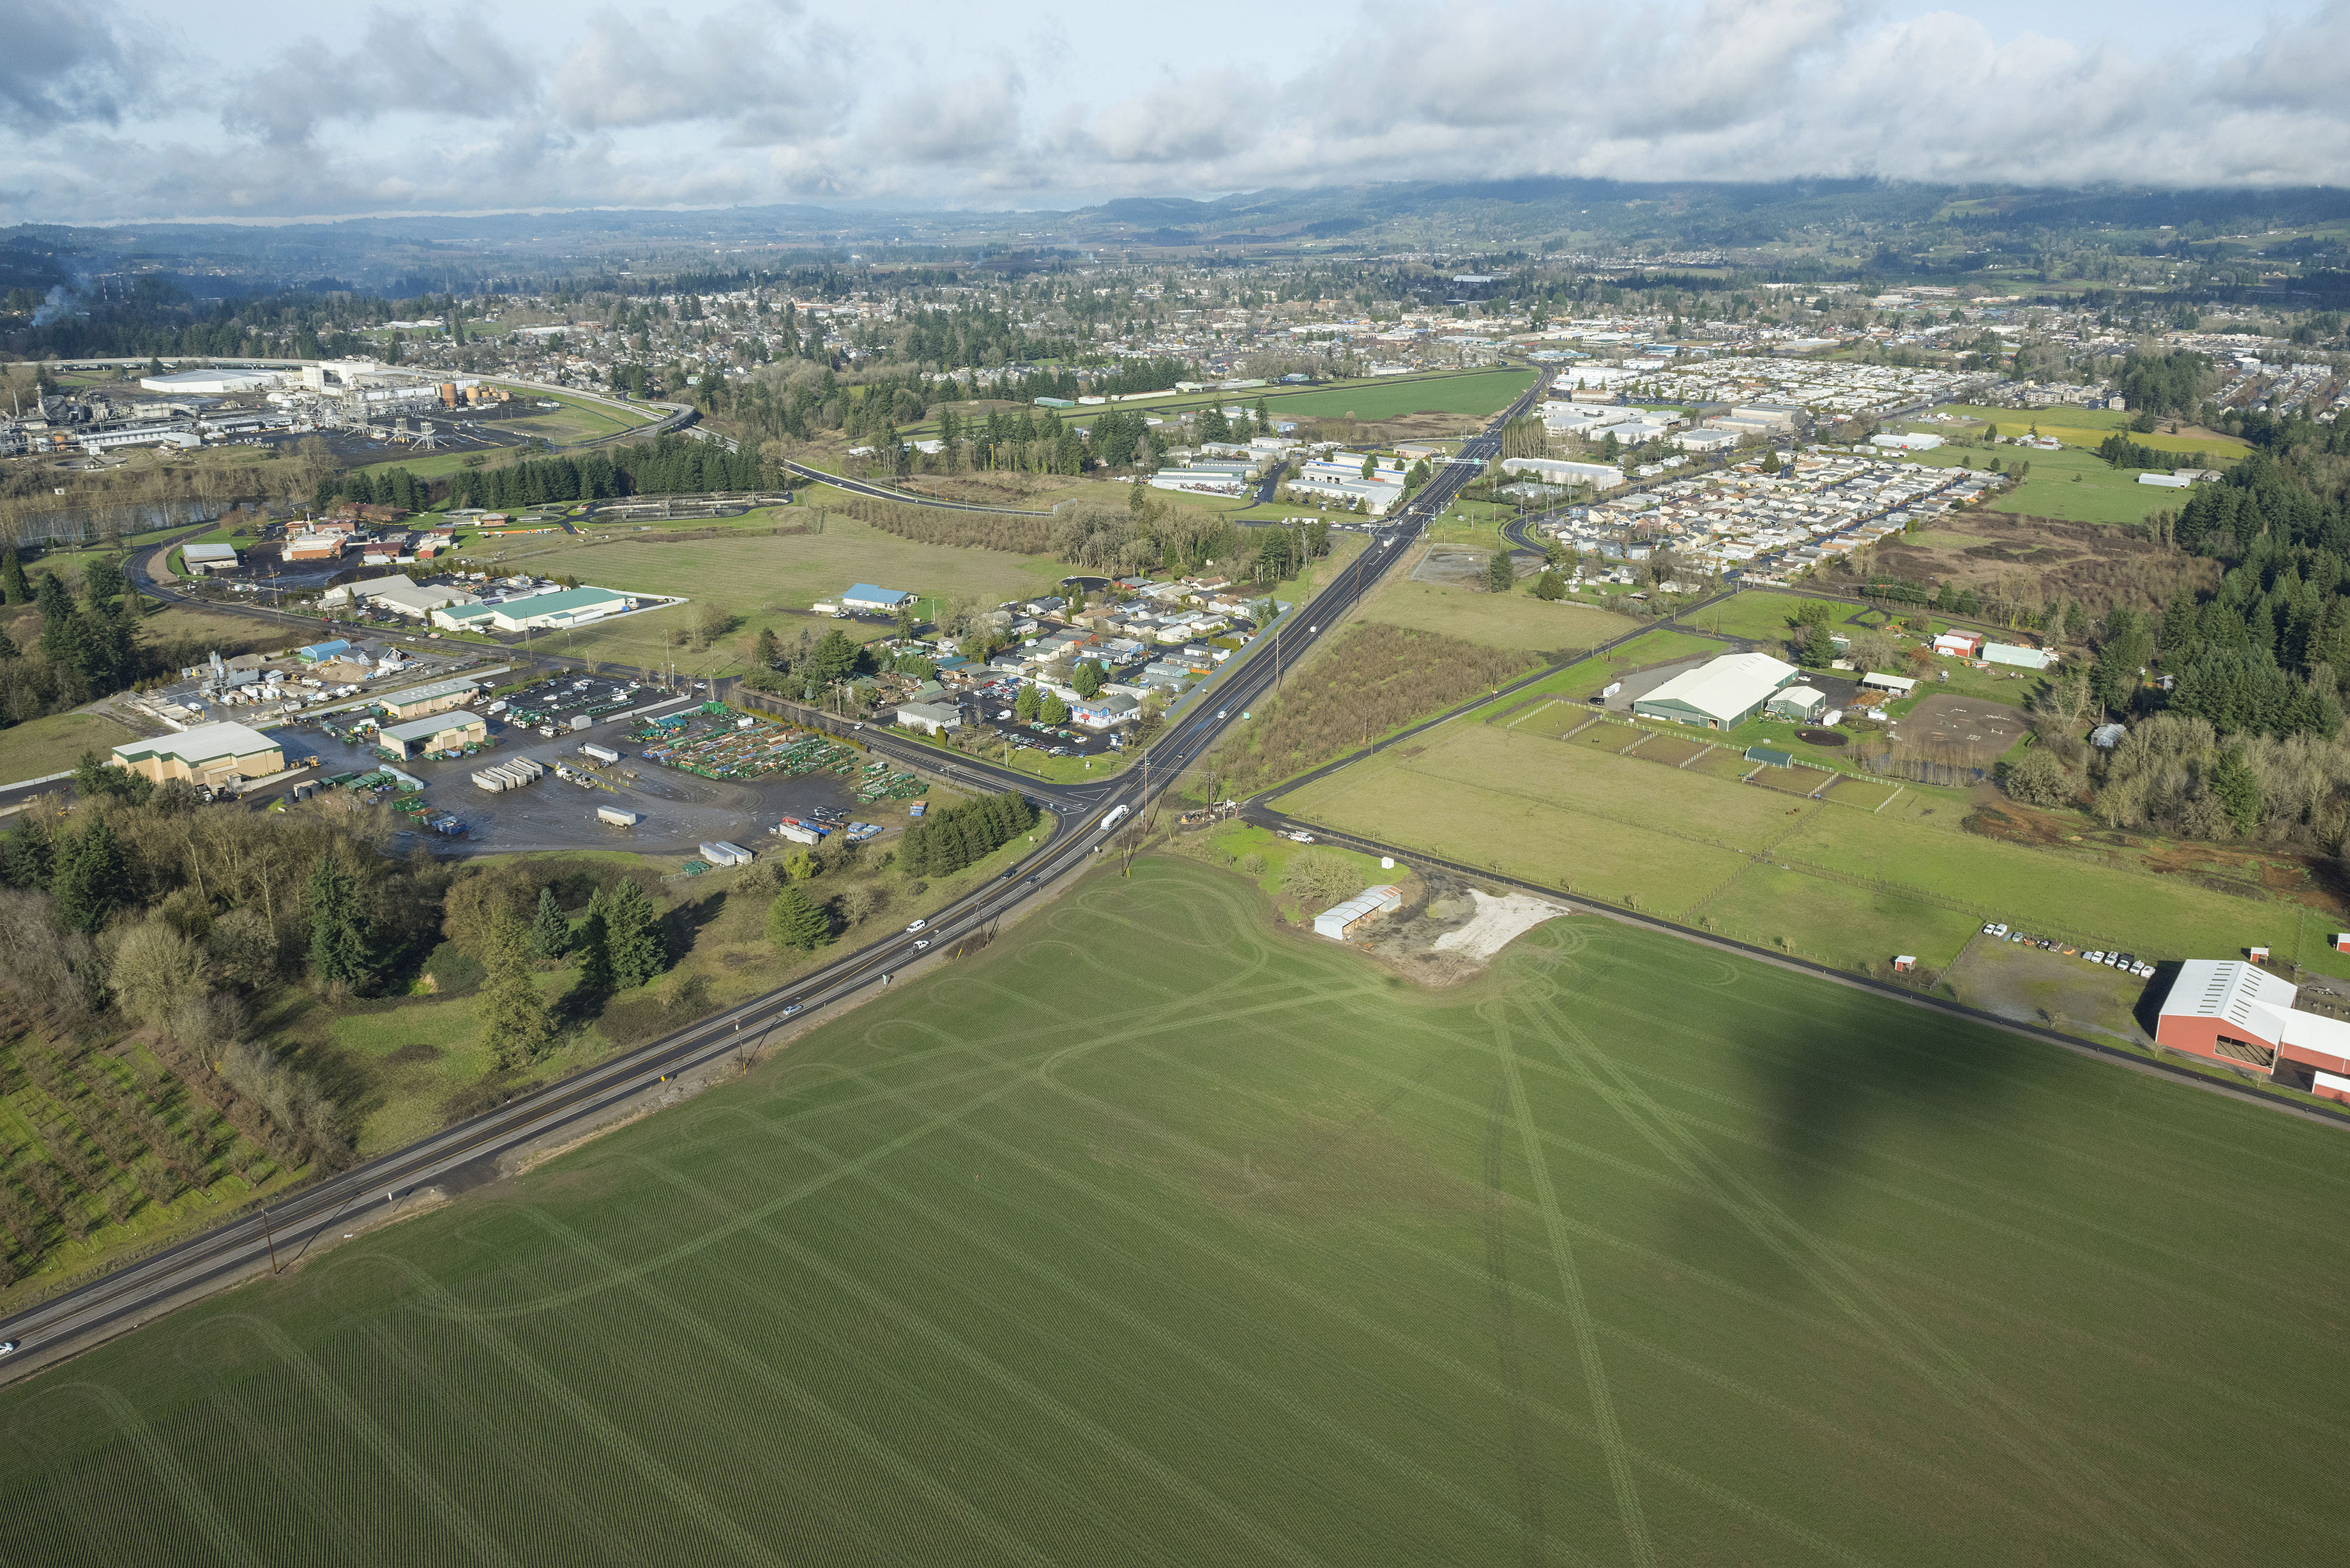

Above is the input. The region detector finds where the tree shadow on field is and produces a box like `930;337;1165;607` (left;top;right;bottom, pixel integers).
1671;960;2071;1284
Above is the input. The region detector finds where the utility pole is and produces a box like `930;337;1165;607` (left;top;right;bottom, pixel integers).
260;1203;280;1274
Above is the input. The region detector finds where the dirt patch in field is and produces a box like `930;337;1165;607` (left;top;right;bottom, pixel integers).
1898;693;2034;769
1410;545;1497;588
1798;728;1847;747
1944;936;2155;1045
1430;889;1572;960
1866;508;2218;619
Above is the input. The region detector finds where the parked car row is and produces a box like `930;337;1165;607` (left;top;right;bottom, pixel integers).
1981;923;2156;979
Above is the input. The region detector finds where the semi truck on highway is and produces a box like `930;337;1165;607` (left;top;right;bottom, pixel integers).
1098;804;1130;834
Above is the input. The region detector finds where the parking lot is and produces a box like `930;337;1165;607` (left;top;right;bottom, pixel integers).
265;707;856;860
956;679;1123;759
495;673;666;737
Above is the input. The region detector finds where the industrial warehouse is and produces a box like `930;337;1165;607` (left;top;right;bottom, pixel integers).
110;721;285;788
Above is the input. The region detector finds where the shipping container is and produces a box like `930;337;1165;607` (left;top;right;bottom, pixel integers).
699;841;752;868
580;743;621;765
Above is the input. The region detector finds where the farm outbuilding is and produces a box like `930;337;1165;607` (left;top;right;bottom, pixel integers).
1313;885;1404;942
2154;960;2350;1101
1633;652;1800;730
1766;685;1829;723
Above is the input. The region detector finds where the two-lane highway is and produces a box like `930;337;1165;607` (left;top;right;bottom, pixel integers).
0;372;1544;1382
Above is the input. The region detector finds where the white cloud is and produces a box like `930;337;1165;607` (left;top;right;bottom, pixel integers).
3;0;2347;221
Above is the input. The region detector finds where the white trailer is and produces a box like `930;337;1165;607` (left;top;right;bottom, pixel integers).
579;743;621;765
597;806;641;828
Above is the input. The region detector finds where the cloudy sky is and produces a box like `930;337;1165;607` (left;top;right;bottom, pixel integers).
7;0;2349;223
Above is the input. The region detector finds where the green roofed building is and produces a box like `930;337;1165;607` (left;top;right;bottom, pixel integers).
113;721;284;788
378;711;488;760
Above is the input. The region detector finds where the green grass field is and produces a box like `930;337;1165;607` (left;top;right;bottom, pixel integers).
1895;442;2196;526
1260;369;1536;422
1923;404;2252;460
6;857;2347;1565
1278;720;2350;984
1364;563;1640;654
0;710;138;784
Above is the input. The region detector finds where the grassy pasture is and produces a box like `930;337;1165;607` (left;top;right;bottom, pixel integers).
1364;555;1640;654
5;857;2347;1565
1897;442;2199;525
1277;720;2350;983
0;710;139;783
1260;368;1536;421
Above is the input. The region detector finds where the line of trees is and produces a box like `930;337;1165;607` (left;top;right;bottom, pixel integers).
898;792;1036;879
3;543;260;730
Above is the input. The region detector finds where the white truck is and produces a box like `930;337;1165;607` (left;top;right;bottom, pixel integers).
1097;804;1130;834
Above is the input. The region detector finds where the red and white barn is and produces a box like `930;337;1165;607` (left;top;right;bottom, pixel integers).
2155;960;2350;1102
1932;629;1985;659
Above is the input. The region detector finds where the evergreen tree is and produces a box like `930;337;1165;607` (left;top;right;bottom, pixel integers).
33;572;77;663
305;857;370;987
603;878;665;989
0;543;29;605
1531;569;1566;601
807;628;861;686
480;914;554;1070
754;627;781;668
766;887;830;953
1486;550;1515;593
1801;624;1836;667
1071;661;1105;699
528;886;570;961
573;886;613;990
53;818;127;934
82;556;126;608
0;815;54;888
1039;690;1070;725
2210;747;2263;836
1014;684;1041;721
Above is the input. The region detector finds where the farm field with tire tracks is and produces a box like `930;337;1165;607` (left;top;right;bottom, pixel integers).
3;857;2346;1565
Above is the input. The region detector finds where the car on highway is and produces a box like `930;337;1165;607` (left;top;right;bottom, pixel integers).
779;1003;803;1018
1217;710;1227;720
913;939;931;951
906;919;927;933
0;1339;16;1357
1001;868;1018;880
